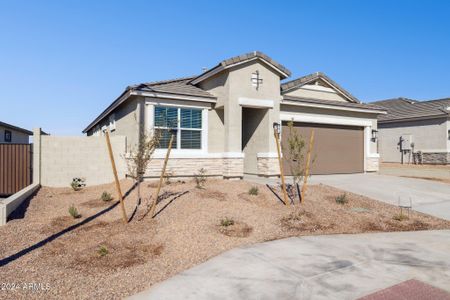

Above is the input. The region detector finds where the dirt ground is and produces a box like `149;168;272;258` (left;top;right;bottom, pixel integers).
1;179;449;299
380;162;450;184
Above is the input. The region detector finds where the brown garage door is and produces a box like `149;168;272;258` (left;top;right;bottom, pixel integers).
281;122;364;175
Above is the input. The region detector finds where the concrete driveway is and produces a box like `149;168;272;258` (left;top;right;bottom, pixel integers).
130;230;450;300
308;173;450;220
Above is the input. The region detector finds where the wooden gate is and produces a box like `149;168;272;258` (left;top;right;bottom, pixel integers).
0;144;32;196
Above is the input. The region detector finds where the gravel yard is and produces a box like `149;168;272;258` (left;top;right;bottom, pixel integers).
1;178;449;299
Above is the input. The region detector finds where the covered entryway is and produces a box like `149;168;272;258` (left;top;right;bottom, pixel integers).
281;122;364;175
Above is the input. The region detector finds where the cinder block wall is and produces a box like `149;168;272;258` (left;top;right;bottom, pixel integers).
39;135;127;187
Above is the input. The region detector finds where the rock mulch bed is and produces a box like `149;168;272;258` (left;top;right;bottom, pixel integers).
1;179;449;299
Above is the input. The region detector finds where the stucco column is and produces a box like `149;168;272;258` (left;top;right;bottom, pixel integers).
32;128;42;184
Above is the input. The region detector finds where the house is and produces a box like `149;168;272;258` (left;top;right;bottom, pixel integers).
0;121;32;144
371;97;450;164
83;51;385;178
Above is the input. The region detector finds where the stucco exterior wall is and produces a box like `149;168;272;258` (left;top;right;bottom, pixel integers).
378;117;449;163
284;84;347;102
39;135;127;187
0;126;30;144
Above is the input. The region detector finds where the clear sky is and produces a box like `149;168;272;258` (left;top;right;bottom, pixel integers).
1;0;449;135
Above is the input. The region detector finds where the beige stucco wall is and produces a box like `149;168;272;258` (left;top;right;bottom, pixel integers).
87;96;143;149
39;135;127;187
284;84;347;102
0;126;30;144
378;117;449;163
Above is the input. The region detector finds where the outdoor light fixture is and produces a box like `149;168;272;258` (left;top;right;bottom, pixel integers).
371;129;378;142
273;122;281;135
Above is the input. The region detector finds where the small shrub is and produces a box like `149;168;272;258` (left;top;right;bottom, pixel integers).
68;205;81;219
100;191;113;202
393;213;409;221
335;193;348;204
220;217;235;227
194;168;207;189
70;177;86;191
97;245;109;257
248;186;259;196
164;170;174;185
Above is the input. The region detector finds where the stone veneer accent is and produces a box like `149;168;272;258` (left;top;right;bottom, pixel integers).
421;152;450;165
366;156;380;172
144;157;244;179
257;157;280;177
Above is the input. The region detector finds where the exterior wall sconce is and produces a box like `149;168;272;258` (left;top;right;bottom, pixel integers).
273;122;281;135
371;129;378;142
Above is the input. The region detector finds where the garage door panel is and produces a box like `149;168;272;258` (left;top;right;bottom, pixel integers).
282;122;364;175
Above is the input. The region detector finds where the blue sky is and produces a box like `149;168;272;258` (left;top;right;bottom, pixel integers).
0;0;449;135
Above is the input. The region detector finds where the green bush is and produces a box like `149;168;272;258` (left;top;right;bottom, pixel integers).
70;177;85;191
335;193;348;204
97;245;109;257
220;217;235;227
101;191;113;202
68;205;81;219
248;186;259;196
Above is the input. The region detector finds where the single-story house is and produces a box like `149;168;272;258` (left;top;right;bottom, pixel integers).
0;121;32;144
83;51;385;178
371;97;450;164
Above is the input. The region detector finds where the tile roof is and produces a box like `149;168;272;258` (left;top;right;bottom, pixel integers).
189;51;291;84
371;97;450;122
282;95;386;112
281;72;360;103
131;76;215;99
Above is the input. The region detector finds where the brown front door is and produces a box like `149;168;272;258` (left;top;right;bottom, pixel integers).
281;122;364;175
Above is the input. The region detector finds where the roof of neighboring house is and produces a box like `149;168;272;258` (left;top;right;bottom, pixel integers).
0;121;33;135
283;95;386;113
189;51;291;84
281;72;360;103
371;97;450;122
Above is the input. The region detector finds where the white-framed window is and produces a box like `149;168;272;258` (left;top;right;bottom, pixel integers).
154;106;202;150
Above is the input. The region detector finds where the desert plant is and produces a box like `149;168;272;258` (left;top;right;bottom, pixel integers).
335;193;348;204
68;205;81;218
70;177;85;191
164;169;174;185
100;191;113;202
393;213;409;221
97;245;109;257
248;186;259;196
284;121;306;186
194;168;207;189
220;217;235;227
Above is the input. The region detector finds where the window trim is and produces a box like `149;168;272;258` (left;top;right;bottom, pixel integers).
151;104;207;154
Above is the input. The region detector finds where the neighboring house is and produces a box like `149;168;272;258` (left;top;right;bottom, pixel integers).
372;97;450;164
0;121;32;144
83;51;385;178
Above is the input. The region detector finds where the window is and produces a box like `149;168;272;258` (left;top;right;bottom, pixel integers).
154;106;202;150
4;130;11;142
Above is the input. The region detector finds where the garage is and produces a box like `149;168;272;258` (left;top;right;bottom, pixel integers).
281;122;364;175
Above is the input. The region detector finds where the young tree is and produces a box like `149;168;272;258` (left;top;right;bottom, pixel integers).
126;129;160;214
284;121;306;186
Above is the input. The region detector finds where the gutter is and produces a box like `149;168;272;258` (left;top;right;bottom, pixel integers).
281;99;387;115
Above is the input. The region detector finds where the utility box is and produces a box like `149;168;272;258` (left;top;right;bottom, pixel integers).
400;135;413;150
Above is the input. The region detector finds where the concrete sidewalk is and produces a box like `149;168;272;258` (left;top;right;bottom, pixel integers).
246;173;450;220
130;230;450;300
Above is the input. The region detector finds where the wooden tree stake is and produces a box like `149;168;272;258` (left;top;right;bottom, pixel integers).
301;129;315;203
149;131;175;218
105;130;128;224
274;127;289;206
